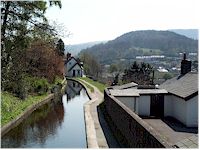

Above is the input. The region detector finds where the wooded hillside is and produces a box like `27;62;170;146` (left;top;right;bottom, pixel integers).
80;30;198;64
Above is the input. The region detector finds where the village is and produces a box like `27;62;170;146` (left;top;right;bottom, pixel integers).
63;51;198;148
1;0;198;149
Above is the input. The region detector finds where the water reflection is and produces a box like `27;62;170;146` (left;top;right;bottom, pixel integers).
65;80;83;101
1;80;89;148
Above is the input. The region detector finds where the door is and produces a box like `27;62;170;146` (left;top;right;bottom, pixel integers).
73;70;76;77
150;94;164;118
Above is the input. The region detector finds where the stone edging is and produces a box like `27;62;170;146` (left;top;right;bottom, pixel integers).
1;79;66;137
1;94;54;137
71;78;108;148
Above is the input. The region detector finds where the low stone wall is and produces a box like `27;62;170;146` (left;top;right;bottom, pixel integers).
104;88;171;148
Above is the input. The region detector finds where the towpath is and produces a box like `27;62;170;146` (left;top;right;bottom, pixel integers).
77;78;120;148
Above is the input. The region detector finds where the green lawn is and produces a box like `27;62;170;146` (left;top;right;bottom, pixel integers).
1;92;48;126
78;77;107;93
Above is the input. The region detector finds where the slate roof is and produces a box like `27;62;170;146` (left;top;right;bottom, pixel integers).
66;57;83;72
159;72;198;100
112;82;138;90
65;56;77;63
109;89;167;97
68;62;83;72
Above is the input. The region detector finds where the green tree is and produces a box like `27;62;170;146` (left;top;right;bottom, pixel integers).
122;61;154;85
56;39;65;56
109;64;118;73
163;73;173;81
80;52;102;78
1;1;62;98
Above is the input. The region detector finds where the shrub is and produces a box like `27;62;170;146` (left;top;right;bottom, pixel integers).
25;76;49;95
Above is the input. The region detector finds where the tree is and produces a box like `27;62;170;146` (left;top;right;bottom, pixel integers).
1;1;62;98
79;52;102;78
111;73;119;86
109;64;118;73
56;39;65;56
122;61;154;85
26;40;64;83
163;73;173;81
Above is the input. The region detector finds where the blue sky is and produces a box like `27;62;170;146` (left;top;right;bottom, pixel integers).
45;0;199;44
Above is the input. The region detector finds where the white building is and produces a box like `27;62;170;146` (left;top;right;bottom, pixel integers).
109;86;168;118
160;72;198;127
64;53;84;77
108;54;198;127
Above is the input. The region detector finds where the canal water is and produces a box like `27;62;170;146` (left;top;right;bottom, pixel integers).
1;80;90;148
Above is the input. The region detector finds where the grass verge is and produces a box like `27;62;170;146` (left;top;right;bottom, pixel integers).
78;77;107;93
76;78;94;93
1;92;48;127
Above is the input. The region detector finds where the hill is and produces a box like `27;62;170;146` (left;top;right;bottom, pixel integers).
169;29;198;40
65;41;106;56
80;30;198;64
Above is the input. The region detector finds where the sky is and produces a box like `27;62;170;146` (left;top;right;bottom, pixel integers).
45;0;199;45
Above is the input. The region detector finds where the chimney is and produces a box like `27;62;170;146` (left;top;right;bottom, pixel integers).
181;53;191;75
66;52;71;60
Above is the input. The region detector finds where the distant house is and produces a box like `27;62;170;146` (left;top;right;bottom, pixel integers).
64;53;84;77
107;53;198;127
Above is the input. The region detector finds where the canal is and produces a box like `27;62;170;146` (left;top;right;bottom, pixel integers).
1;80;90;148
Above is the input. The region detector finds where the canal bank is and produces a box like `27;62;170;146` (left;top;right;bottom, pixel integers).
2;78;119;148
1;79;90;148
1;79;67;137
73;78;120;148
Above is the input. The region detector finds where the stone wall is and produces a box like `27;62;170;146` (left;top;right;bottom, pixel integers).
103;88;171;148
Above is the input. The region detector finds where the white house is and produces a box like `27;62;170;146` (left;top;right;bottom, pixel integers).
160;72;198;127
109;86;168;117
64;53;84;77
107;53;198;127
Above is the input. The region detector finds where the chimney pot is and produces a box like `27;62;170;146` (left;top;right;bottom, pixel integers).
181;53;191;75
183;52;186;60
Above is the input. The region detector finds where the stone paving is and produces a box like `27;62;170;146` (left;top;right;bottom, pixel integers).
143;118;198;148
175;135;198;148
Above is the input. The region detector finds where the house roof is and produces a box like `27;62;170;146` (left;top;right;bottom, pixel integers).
159;72;198;100
112;82;138;90
66;56;83;72
66;56;77;63
65;56;82;65
68;62;83;72
109;88;167;97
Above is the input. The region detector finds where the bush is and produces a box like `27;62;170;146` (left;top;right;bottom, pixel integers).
54;76;63;85
25;76;49;95
163;73;173;80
